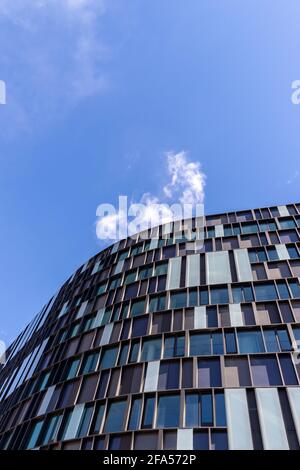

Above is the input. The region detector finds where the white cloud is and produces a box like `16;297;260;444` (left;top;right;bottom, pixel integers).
0;0;108;131
96;151;206;243
163;151;206;205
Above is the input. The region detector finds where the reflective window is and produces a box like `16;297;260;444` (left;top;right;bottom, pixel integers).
128;397;142;430
198;358;221;387
142;396;155;429
118;343;129;365
210;287;229;304
288;280;300;298
90;402;105;434
26;420;44;449
132;317;148;337
170;291;187;309
40;415;61;446
131;299;146;317
158;361;180;390
77;404;94;438
148;295;166;312
104;400;127;433
250;356;282;386
238;330;265;353
129;340;140;363
232;285;254;303
157;395;180;428
100;347;118;370
225;331;237;353
164;335;185;358
154;262;168;276
254;283;278;301
81;352;98;375
215;392;227;426
141;338;162;362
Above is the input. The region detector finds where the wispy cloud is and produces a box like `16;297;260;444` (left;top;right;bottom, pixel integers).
0;0;109;132
95;151;207;242
163;151;206;205
286;169;299;185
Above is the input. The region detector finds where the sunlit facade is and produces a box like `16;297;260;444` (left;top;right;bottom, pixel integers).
1;203;300;450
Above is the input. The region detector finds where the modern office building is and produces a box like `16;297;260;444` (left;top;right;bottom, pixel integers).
1;203;300;450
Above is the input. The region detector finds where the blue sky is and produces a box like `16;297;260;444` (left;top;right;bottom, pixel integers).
0;0;299;343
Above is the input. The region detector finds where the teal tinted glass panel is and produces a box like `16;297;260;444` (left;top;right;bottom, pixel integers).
128;398;142;431
210;287;229;304
26;421;44;449
157;395;180;428
254;283;278;301
185;394;199;427
100;347;117;369
104;400;127;433
238;331;264;353
170;292;187;309
142;397;155;429
190;333;211;355
264;330;280;352
141;338;162;361
91;404;105;434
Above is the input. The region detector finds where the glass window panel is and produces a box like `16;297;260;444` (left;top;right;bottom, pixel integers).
277;329;291;351
91;403;105;434
131;299;145;317
200;288;209;305
267;247;279;261
212;333;224;354
77;404;94;438
158;361;180;390
129;341;140;363
225;332;237;353
157;395;180;428
198;358;221;387
238;331;265;353
264;330;280;352
164;335;185;358
104;400;127;433
148;295;166;313
155;262;168;276
141;338;162;361
254;283;278;301
276;281;290;300
118;343;129;366
100;347;118;370
170;291;187;309
211;431;228;450
201;393;213;426
185;393;199;427
210;287;229;304
289;280;300;298
193;431;209;450
190;333;211;355
40;415;61;446
279;356;298;385
132;317;148;337
142;396;155;429
128;398;142;431
81;353;98;375
26;421;44;449
206;252;232;284
250;357;282;386
215;392;227;426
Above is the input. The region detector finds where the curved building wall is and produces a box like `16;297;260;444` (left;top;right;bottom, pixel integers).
1;203;300;450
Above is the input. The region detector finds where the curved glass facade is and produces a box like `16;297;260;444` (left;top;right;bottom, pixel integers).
1;203;300;450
